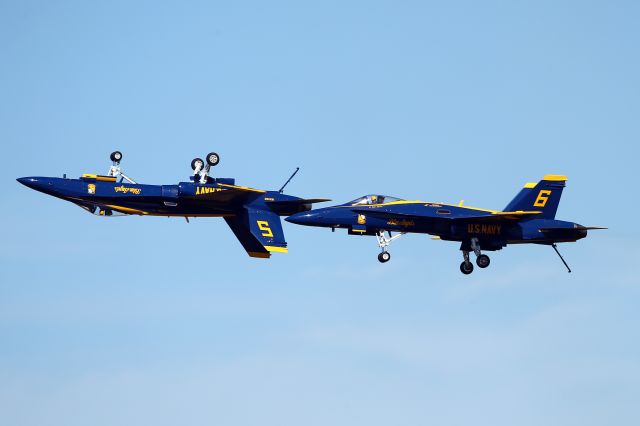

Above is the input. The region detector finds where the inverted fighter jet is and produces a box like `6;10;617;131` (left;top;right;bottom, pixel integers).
17;151;328;258
286;175;605;274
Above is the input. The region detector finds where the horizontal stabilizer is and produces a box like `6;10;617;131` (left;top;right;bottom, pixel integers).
539;226;607;233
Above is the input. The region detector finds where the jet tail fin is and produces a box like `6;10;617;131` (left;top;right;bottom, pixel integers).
503;175;567;219
224;207;288;258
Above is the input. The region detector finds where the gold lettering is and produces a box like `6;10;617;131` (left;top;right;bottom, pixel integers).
114;185;141;195
468;223;503;235
196;186;224;196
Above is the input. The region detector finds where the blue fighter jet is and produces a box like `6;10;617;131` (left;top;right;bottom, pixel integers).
17;151;328;258
286;175;605;274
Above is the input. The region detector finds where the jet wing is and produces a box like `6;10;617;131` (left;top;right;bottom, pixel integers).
224;207;288;258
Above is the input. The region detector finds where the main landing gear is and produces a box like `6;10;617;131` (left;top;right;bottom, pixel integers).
459;238;491;275
191;151;220;183
376;230;405;263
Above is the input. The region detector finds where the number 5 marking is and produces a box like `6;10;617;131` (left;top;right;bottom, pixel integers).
534;190;551;208
257;221;274;237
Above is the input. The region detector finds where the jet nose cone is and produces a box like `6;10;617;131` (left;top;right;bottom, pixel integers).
17;176;57;195
286;211;321;225
286;212;310;225
17;177;40;189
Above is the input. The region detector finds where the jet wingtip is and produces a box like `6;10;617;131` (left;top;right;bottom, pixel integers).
248;251;271;259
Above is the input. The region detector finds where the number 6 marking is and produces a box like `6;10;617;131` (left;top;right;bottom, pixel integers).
534;190;551;208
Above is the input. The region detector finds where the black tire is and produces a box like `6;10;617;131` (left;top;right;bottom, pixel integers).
206;152;220;166
460;261;474;275
110;151;122;162
378;252;391;263
191;157;204;170
476;254;490;268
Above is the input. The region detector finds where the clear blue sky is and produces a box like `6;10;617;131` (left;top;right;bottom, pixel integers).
1;1;638;425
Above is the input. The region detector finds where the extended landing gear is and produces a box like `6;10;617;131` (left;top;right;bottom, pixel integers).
191;152;220;184
107;151;136;184
477;254;490;268
459;238;491;275
110;151;122;162
378;251;391;263
206;152;220;166
376;230;405;263
460;251;474;274
191;157;204;172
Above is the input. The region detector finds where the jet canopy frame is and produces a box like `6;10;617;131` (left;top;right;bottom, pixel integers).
348;194;404;206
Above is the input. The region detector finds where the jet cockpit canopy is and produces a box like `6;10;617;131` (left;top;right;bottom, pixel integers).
348;194;404;206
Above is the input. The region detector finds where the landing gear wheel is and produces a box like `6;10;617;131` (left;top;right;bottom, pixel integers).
460;262;474;275
191;158;204;170
206;152;220;166
476;254;490;268
378;252;391;263
110;151;122;162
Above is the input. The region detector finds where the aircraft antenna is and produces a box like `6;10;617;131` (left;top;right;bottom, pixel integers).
279;167;300;193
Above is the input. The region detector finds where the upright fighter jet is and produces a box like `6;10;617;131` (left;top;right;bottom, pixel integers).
286;175;605;274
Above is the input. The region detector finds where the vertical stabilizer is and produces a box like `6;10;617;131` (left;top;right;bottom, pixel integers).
503;175;567;219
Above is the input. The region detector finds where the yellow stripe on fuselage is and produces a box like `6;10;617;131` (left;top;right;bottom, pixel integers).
217;183;266;193
338;199;540;217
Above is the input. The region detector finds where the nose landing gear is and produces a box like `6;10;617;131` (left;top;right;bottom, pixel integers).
378;251;391;263
107;151;136;184
110;151;122;162
375;230;405;263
